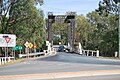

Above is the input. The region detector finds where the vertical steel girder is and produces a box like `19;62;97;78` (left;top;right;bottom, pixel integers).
46;12;76;52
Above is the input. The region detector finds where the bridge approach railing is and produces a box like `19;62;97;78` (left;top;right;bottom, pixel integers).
0;57;14;65
82;50;99;57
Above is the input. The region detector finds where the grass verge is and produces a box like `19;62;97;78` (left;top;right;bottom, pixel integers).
0;58;26;67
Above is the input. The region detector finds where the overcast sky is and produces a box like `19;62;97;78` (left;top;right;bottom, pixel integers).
40;0;100;17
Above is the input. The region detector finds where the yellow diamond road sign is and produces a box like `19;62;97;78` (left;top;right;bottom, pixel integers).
29;43;33;48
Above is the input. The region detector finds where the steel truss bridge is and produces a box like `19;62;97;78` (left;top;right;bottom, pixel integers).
46;12;77;52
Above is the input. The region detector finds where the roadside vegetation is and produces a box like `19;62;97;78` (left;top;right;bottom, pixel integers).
52;0;119;57
0;0;119;57
0;0;45;57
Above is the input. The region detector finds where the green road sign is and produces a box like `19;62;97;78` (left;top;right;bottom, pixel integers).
13;46;23;50
18;46;22;50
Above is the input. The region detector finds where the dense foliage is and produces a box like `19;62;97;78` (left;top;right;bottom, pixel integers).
52;22;67;45
51;0;119;57
0;0;45;55
0;0;119;57
75;0;119;57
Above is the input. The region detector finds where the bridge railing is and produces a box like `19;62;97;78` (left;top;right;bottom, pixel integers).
0;57;14;65
82;50;99;57
19;52;45;58
19;49;56;58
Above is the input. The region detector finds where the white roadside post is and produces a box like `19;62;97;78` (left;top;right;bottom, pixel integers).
78;43;82;55
96;50;99;57
115;51;118;58
0;58;2;65
0;58;1;65
46;41;51;55
92;51;94;56
1;58;4;64
87;50;89;56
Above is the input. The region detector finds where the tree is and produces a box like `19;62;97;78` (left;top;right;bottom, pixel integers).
0;0;43;34
100;14;118;56
95;0;119;56
34;0;44;5
11;0;45;50
52;22;67;45
96;0;119;16
0;0;45;56
76;15;91;49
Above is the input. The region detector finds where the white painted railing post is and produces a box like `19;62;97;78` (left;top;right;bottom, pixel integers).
87;51;89;56
1;58;4;64
81;50;99;57
8;57;11;62
0;57;14;65
92;52;93;56
0;58;1;65
115;51;118;58
4;57;7;64
83;50;85;55
96;50;99;57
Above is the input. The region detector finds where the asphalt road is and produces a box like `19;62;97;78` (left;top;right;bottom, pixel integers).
38;52;120;65
0;52;120;80
42;74;120;80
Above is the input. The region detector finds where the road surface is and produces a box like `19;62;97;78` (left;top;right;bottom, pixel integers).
0;52;120;80
42;75;120;80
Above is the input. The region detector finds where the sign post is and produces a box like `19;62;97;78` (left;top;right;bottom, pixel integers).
13;46;22;54
18;46;22;55
3;36;11;57
33;44;37;53
28;43;33;54
28;43;33;49
24;41;29;58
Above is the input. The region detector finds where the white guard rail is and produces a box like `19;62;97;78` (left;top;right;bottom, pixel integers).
82;50;99;57
0;57;14;65
19;52;45;58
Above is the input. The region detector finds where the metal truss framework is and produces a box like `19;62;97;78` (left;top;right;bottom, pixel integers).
46;12;76;52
